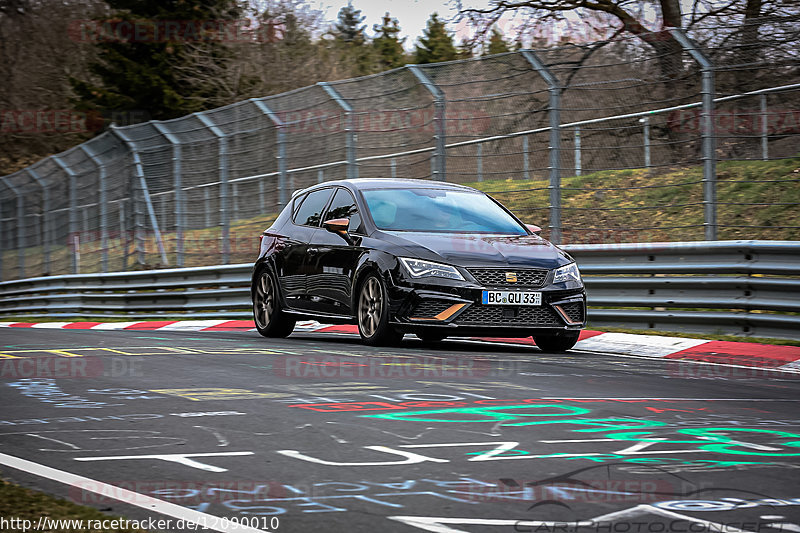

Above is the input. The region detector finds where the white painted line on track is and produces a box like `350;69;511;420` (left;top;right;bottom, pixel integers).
0;452;269;533
30;322;74;329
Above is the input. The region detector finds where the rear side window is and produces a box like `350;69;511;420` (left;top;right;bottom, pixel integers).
324;188;362;233
293;188;333;227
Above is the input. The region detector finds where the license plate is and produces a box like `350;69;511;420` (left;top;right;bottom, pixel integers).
481;290;541;306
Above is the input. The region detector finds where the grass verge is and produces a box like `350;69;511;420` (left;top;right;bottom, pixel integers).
0;477;148;532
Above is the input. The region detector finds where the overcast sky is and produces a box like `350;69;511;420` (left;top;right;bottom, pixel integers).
312;0;664;51
316;0;505;49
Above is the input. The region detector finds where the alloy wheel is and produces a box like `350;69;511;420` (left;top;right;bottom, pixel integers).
358;277;382;338
254;272;274;329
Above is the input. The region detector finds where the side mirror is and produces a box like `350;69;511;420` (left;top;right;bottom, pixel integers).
526;224;542;235
324;218;350;234
323;218;354;244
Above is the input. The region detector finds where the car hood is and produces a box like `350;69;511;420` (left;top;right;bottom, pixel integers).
381;231;573;269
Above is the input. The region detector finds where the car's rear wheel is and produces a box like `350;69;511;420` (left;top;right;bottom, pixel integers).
358;274;402;346
533;331;580;352
416;331;448;343
253;268;296;338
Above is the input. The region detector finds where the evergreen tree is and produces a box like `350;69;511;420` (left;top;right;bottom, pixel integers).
334;2;366;44
414;13;457;64
483;26;511;56
70;0;241;121
457;36;476;59
372;12;405;69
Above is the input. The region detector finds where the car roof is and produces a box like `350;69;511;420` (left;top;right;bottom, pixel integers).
291;178;479;198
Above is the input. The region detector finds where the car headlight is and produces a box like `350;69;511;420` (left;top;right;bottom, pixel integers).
553;262;582;284
399;257;465;281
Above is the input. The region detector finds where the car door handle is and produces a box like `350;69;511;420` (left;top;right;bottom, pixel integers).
307;247;319;254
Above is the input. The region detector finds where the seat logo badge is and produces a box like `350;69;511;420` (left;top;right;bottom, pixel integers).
505;272;518;283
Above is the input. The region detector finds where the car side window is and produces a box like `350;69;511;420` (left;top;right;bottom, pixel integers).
293;188;333;227
323;188;362;234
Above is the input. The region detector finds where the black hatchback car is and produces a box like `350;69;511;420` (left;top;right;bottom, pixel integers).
251;178;586;351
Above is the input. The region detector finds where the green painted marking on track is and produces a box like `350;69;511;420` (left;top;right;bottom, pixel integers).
363;404;592;423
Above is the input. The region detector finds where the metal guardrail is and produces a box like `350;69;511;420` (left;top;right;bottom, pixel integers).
0;241;797;340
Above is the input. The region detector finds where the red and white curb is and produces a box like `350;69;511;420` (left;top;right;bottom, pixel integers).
2;320;799;373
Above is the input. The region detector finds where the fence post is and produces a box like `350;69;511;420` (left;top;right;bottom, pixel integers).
111;126;170;267
152;123;184;267
26;169;50;275
0;178;24;278
522;50;562;244
408;65;447;181
252;99;288;209
477;143;483;181
317;169;324;184
760;94;768;160
318;83;357;180
119;201;128;271
641;117;651;170
670;29;716;241
573;127;581;177
80;144;109;272
0;200;3;280
523;136;530;180
51;155;79;273
195;113;230;265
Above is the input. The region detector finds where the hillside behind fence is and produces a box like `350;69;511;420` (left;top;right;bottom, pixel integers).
1;16;798;280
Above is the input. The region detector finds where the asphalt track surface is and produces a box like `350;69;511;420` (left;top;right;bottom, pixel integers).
1;327;799;533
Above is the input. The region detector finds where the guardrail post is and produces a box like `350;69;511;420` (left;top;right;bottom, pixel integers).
408;65;447;181
391;158;397;179
111;126;169;267
670;29;716;241
152;123;185;267
318;83;357;180
252;99;289;209
0;178;24;278
26;169;51;274
318;169;324;184
522;50;562;244
52;155;79;273
195;113;230;264
760;94;768;160
80;145;109;272
573;127;581;177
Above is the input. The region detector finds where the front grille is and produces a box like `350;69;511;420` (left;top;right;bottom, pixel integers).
558;301;585;323
468;268;548;288
455;305;561;326
412;299;455;318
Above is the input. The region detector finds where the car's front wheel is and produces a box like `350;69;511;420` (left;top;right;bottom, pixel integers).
533;331;580;352
357;274;402;346
253;268;296;338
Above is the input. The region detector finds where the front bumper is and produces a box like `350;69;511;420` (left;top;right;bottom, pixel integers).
387;273;587;337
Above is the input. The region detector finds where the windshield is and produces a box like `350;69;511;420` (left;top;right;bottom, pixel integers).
362;187;527;234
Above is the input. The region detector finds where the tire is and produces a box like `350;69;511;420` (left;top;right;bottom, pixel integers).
416;331;448;343
357;273;403;346
253;268;296;338
533;331;580;352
